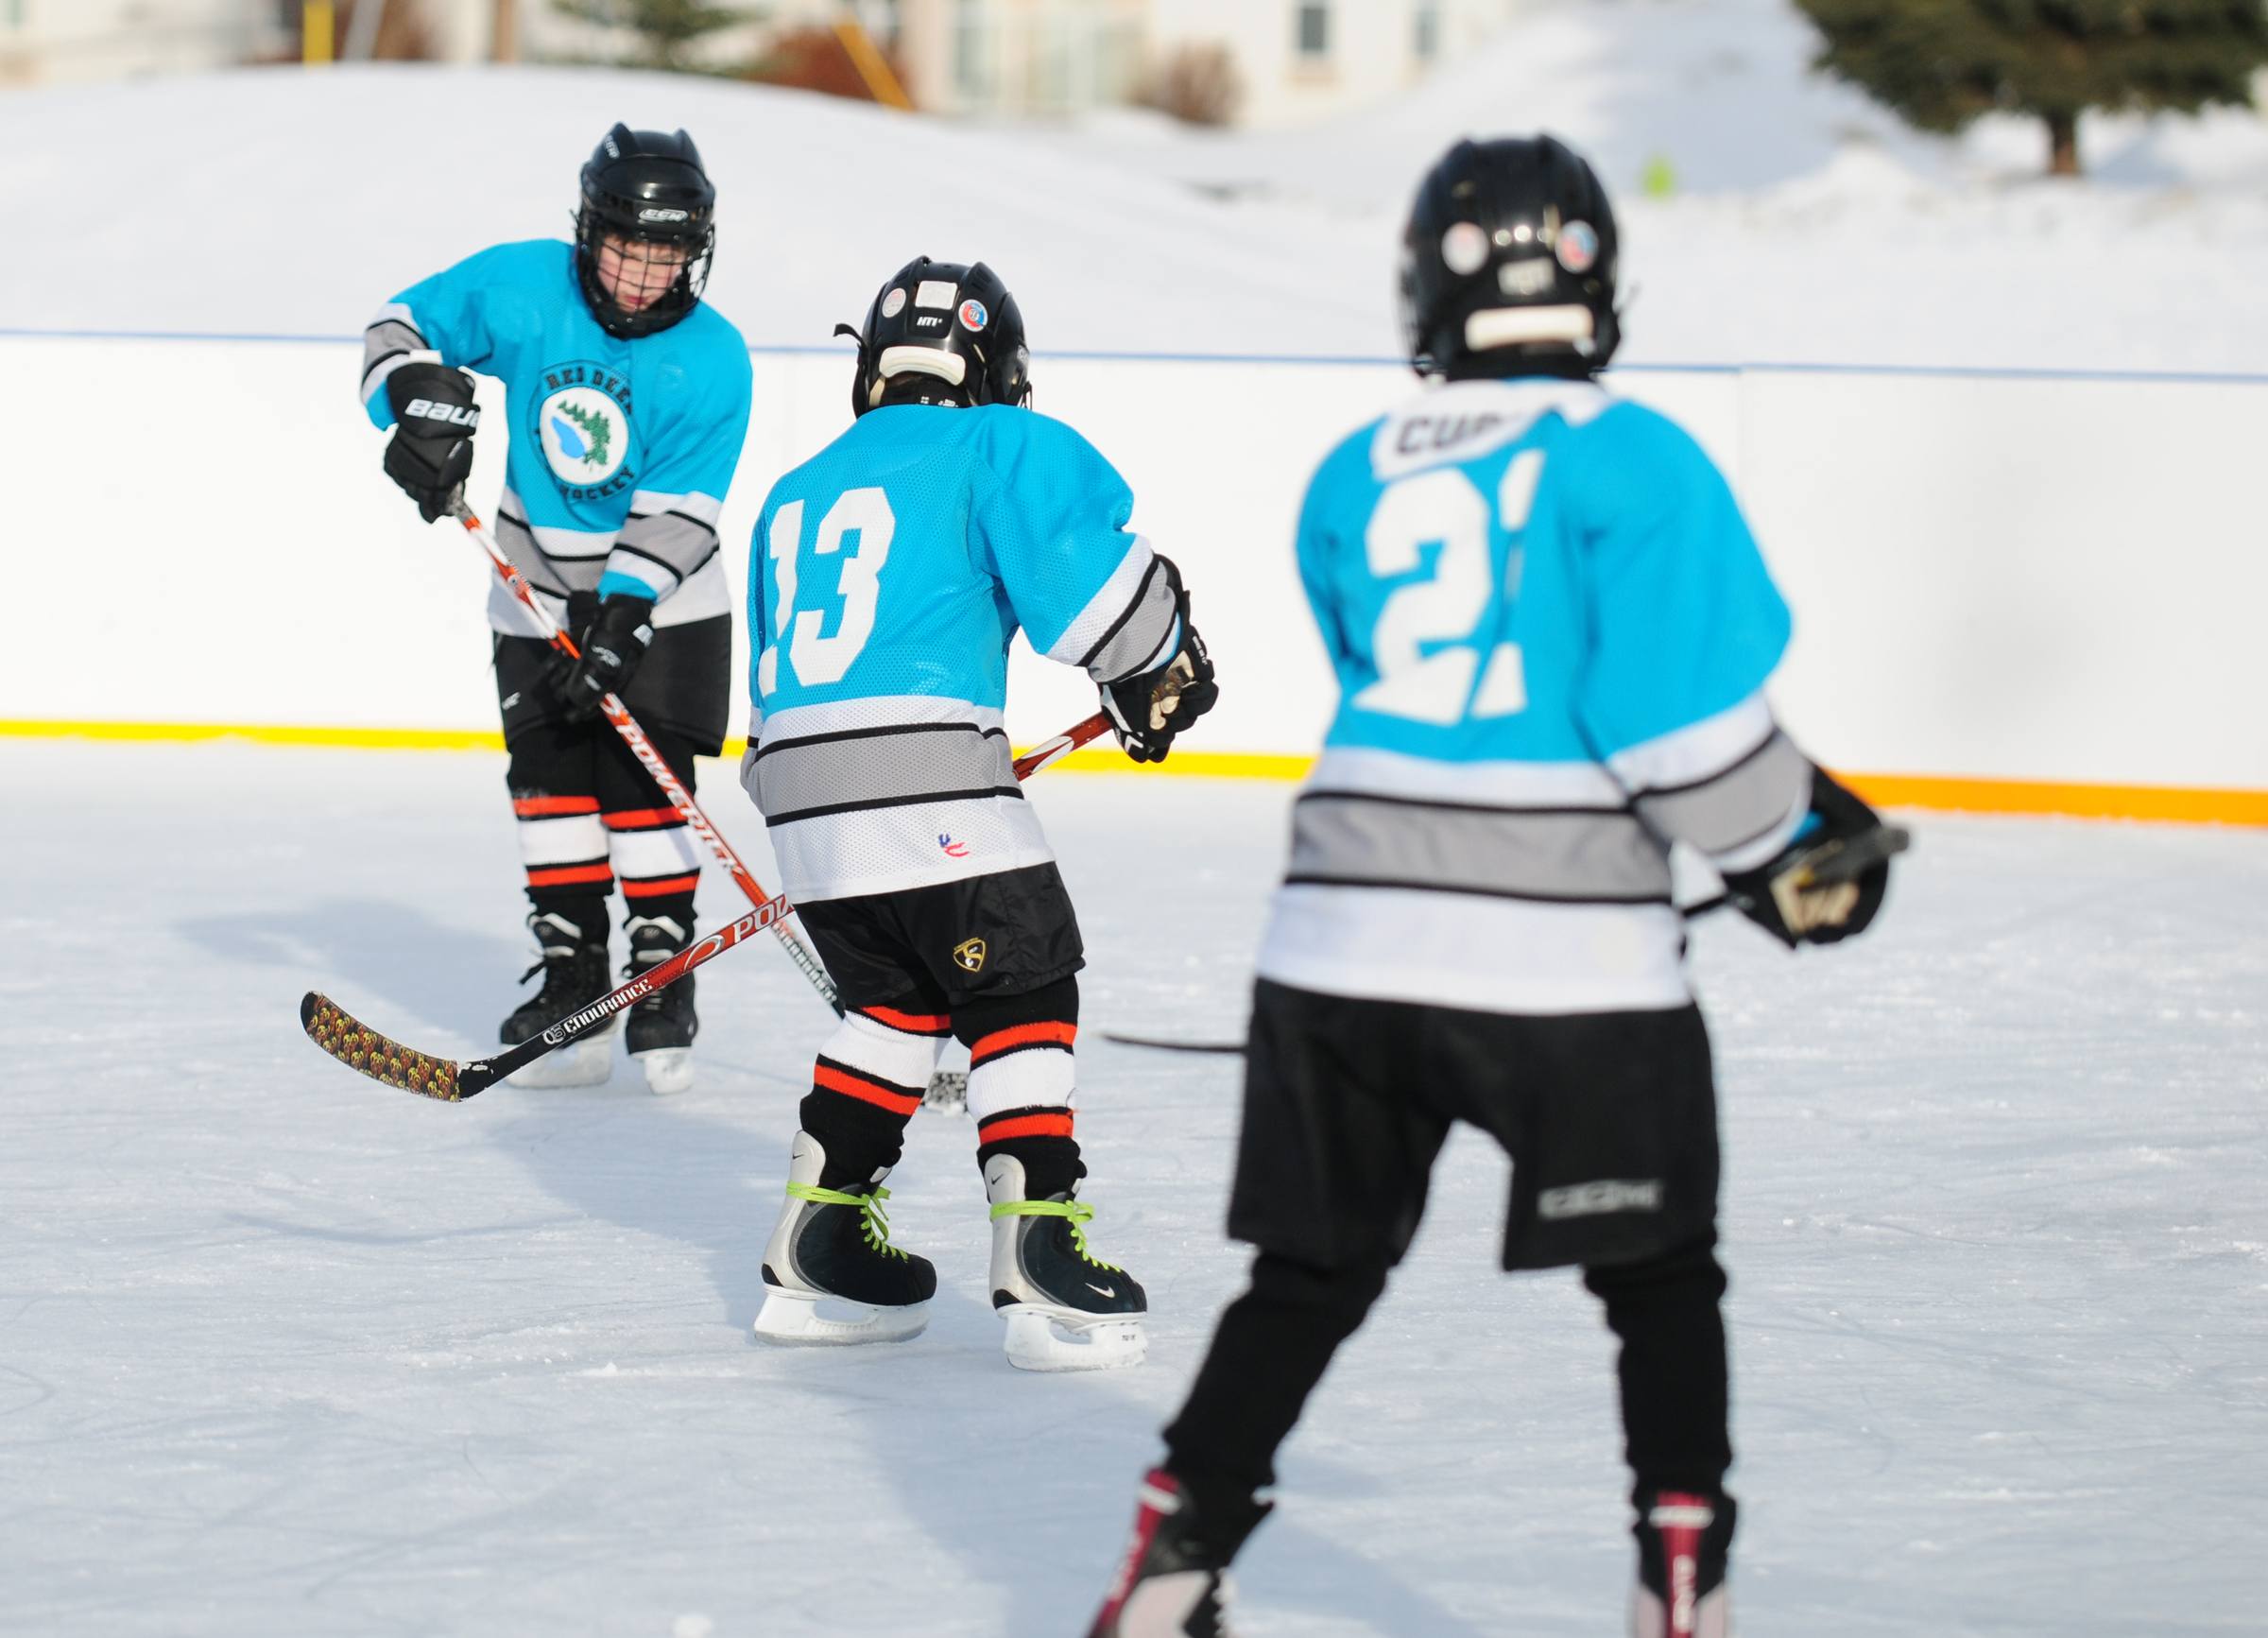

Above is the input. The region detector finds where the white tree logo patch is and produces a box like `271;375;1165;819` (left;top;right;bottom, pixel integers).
538;386;628;489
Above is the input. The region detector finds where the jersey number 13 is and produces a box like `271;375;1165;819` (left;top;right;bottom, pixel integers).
758;487;895;692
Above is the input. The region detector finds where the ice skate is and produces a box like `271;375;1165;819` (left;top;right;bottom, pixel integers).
1088;1469;1260;1638
984;1153;1146;1371
751;1131;936;1345
1630;1491;1732;1638
501;910;616;1088
624;915;697;1095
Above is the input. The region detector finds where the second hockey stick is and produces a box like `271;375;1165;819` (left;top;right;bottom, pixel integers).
303;704;1118;1100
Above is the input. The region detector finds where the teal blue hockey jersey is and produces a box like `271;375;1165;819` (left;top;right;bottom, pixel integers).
359;239;752;632
741;404;1182;903
1257;377;1813;1015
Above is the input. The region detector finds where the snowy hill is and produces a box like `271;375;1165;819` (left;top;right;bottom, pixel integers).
3;2;2266;373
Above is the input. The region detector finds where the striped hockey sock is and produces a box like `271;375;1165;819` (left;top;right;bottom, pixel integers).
799;1006;951;1188
513;793;613;900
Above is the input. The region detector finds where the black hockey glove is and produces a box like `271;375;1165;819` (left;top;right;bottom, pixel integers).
1100;562;1220;765
1721;766;1908;949
382;361;480;524
549;592;656;722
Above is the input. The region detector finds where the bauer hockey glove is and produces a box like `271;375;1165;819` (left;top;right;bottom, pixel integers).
382;361;481;524
1721;766;1907;948
1099;565;1220;765
550;592;656;722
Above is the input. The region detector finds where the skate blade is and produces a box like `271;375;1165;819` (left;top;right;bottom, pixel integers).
750;1285;929;1347
505;1035;614;1089
633;1046;695;1095
1000;1304;1146;1372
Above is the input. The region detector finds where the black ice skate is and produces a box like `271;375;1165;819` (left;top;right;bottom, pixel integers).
501;909;615;1088
1631;1489;1733;1638
984;1153;1146;1371
1088;1469;1263;1638
623;914;697;1095
751;1131;936;1346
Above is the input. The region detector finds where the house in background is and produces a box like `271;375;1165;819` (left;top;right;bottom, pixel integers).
892;0;1523;125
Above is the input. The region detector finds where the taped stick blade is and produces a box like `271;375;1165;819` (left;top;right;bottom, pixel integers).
301;991;470;1101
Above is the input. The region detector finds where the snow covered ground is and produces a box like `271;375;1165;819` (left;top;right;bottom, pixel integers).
3;0;2265;371
4;739;2265;1635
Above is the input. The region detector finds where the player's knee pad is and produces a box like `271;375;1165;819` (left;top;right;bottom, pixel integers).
954;975;1079;1127
799;1010;947;1187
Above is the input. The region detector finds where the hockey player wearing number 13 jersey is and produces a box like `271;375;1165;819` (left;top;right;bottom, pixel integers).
740;257;1218;1371
1091;138;1899;1638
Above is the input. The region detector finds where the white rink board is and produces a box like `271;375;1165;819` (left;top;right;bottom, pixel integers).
5;336;2263;788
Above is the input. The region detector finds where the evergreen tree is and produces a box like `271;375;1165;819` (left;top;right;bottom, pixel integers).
551;0;756;74
1795;0;2268;175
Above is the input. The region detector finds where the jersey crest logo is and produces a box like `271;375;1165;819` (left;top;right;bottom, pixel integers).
532;361;636;503
937;833;970;859
952;937;988;974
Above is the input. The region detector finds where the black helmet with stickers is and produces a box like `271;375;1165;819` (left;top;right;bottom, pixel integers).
1400;135;1621;380
575;124;716;340
836;257;1032;417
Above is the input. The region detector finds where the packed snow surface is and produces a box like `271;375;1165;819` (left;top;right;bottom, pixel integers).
3;740;2265;1635
3;0;2266;371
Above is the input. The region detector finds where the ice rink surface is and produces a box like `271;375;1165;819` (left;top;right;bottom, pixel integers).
3;739;2264;1636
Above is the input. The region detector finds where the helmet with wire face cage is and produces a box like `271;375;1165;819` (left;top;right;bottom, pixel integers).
838;257;1032;417
1400;134;1621;379
575;124;716;340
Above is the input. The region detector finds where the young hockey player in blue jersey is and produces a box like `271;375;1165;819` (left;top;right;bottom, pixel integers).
740;257;1218;1371
1089;137;1904;1637
358;126;752;1095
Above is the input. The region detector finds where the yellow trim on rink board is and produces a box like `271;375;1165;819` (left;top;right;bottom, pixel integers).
4;718;2263;826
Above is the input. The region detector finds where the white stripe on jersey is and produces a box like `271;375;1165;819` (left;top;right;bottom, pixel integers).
1255;883;1693;1016
1302;745;1628;809
1041;536;1155;666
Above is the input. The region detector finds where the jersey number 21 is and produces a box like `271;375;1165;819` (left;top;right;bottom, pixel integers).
1354;450;1541;727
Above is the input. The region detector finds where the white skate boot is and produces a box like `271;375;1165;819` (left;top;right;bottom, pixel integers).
984;1153;1146;1372
751;1131;936;1346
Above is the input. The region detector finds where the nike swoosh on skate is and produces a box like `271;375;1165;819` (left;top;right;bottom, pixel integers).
1086;1283;1116;1299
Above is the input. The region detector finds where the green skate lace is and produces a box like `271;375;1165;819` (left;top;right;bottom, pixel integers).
988;1198;1123;1272
785;1181;907;1259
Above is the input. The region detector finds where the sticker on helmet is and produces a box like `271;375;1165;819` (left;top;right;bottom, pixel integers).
958;299;988;333
1499;257;1556;298
1557;220;1600;275
916;280;957;310
881;285;907;319
1440;221;1490;277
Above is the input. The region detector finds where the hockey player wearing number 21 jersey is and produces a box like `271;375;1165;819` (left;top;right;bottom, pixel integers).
1090;138;1902;1638
358;126;752;1096
740;257;1218;1371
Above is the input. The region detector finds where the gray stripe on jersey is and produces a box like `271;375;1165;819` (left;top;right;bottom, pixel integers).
1286;792;1674;905
754;724;1019;823
494;509;588;596
610;509;720;588
359;319;430;404
1632;730;1811;860
1079;558;1180;684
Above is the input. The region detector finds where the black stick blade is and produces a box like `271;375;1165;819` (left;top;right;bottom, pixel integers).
301;992;469;1102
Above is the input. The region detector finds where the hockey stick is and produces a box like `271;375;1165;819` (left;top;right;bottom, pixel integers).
1099;824;1913;1057
302;705;1119;1101
451;502;843;1009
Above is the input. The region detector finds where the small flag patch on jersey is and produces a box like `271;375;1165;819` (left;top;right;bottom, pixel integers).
937;833;971;858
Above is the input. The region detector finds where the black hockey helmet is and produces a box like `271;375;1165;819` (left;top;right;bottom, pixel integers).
575;123;716;339
836;257;1032;417
1400;135;1621;379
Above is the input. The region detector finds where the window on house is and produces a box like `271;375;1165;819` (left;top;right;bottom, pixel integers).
1415;2;1441;63
1296;1;1330;60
